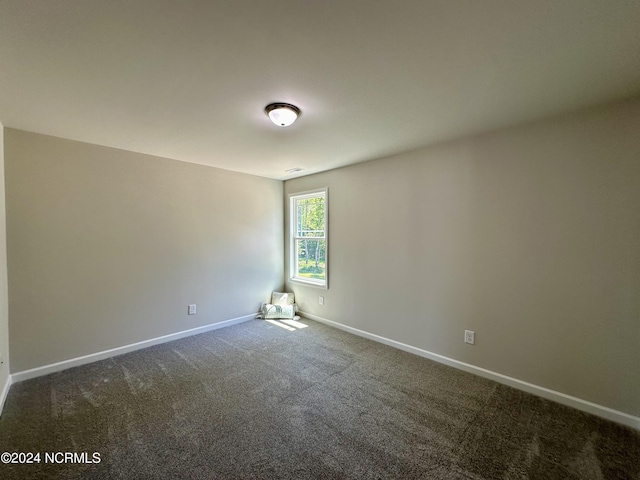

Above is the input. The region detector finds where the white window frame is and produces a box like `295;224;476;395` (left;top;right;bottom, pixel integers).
289;188;328;288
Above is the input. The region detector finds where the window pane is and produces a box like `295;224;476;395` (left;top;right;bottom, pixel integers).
290;189;328;287
295;239;326;281
296;196;325;238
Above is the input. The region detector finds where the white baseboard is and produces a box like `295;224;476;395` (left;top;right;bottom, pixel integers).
0;370;11;416
300;311;640;431
11;314;255;383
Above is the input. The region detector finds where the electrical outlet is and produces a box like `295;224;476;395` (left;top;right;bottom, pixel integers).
188;304;197;315
464;330;475;345
319;296;324;306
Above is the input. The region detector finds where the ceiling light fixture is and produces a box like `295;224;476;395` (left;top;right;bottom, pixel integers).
265;103;300;127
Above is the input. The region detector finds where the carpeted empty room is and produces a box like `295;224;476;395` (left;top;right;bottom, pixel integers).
1;319;638;479
1;2;640;479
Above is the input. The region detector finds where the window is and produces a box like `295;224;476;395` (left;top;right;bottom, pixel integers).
290;189;328;288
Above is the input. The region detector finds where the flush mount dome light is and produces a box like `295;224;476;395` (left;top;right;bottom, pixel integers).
265;103;300;127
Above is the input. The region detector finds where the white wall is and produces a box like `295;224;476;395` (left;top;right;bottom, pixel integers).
5;129;284;372
0;122;10;412
285;99;640;418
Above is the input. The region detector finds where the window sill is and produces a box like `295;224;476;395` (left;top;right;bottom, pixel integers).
289;277;328;289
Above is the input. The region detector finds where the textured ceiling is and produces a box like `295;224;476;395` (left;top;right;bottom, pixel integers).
1;0;639;180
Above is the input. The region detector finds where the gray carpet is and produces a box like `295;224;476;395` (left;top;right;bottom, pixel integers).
0;318;638;479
